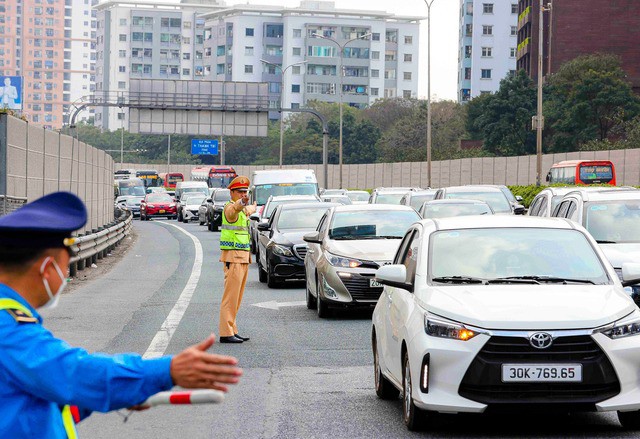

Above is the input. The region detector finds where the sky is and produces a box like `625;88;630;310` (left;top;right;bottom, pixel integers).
228;0;460;101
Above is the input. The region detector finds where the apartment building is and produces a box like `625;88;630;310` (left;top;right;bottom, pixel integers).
516;0;640;93
201;1;421;119
458;0;518;102
0;0;96;129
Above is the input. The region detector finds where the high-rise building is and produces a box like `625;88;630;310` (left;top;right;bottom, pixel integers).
0;0;97;129
458;0;519;102
516;0;640;93
94;0;421;129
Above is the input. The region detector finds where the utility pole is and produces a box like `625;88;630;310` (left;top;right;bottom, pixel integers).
167;134;171;172
220;133;225;165
424;0;436;189
535;0;548;186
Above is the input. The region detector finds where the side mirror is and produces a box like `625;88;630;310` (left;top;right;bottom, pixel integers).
206;198;213;203
545;172;551;182
515;195;523;202
375;264;413;292
249;213;260;221
621;263;640;287
303;231;322;244
514;205;526;215
257;222;270;231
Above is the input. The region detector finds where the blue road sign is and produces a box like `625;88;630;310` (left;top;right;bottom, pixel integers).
191;139;219;155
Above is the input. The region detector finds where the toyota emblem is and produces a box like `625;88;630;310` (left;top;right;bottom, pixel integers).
529;332;553;349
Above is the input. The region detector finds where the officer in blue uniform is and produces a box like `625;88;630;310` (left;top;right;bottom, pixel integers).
0;192;243;438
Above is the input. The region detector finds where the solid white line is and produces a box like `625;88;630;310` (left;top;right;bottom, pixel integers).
143;222;203;359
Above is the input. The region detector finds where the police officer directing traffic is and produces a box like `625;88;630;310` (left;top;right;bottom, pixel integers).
218;176;256;343
0;192;243;438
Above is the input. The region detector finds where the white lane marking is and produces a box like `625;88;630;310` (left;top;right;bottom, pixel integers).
252;300;306;310
144;222;203;359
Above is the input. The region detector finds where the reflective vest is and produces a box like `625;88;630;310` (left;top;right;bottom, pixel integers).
220;202;250;251
0;298;79;439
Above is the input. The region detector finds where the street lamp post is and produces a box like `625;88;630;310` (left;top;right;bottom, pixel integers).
423;0;436;189
535;1;551;186
260;59;308;168
313;32;372;190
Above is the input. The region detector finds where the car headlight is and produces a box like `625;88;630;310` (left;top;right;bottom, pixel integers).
271;244;293;257
424;313;480;341
598;310;640;339
169;203;175;207
327;252;362;268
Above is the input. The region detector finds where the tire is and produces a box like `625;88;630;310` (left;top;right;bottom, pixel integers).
373;333;400;400
403;350;428;431
250;236;257;254
257;252;267;283
207;221;213;231
267;261;280;288
306;278;317;310
619;411;640;430
199;219;205;226
177;212;183;222
316;279;331;318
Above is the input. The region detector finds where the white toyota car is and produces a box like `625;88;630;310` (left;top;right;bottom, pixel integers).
371;215;640;431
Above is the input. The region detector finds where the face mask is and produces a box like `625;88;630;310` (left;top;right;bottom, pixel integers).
39;257;67;309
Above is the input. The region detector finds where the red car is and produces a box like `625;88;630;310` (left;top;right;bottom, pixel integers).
140;193;177;220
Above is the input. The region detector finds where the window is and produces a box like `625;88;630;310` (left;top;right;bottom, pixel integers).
291;84;300;93
269;82;281;93
217;45;225;56
404;54;412;62
293;28;301;38
465;45;472;58
482;25;493;35
119;34;126;42
182;37;190;44
244;64;253;74
118;81;126;89
265;24;283;38
464;67;471;80
403;90;412;99
481;69;492;79
183;52;190;60
266;45;283;56
384;69;396;79
385;50;396;61
372;33;380;41
481;47;492;57
465;24;473;36
119;18;127;26
119;50;126;58
371;51;380;60
403;72;412;80
371;69;379;78
291;103;300;109
117;112;125;120
292;47;301;56
512;3;518;13
182;68;190;76
119;65;126;72
245;46;253;56
184;21;191;29
510;47;516;57
307;46;336;57
385;30;397;42
371;87;379;96
483;3;493;13
216;63;224;74
404;36;413;44
245;28;254;36
511;26;517;36
292;65;301;75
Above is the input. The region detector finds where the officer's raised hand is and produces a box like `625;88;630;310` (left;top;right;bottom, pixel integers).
170;334;242;392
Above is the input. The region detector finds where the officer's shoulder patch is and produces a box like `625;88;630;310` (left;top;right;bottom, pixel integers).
4;309;38;324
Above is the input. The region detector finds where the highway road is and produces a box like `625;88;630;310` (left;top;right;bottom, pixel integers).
41;219;635;438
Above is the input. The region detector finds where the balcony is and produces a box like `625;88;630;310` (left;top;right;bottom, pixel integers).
516;37;530;59
518;6;531;30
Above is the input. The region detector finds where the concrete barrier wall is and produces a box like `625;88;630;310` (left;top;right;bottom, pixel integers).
0;114;114;232
120;147;640;190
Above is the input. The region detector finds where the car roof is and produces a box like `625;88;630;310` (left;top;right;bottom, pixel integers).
424;199;490;206
419;215;575;231
331;204;418;213
563;187;640;202
409;189;437;196
373;187;417;192
267;195;319;202
346;190;369;194
278;202;340;211
441;185;503;193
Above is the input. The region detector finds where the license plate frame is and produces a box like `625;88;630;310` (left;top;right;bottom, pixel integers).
159;209;166;214
369;279;383;288
501;364;582;383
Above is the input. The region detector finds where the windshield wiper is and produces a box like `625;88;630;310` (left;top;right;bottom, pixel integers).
596;240;617;244
330;235;359;240
432;276;487;284
369;235;403;239
493;275;596;285
488;276;540;284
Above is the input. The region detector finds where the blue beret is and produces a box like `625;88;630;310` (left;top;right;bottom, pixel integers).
0;192;87;248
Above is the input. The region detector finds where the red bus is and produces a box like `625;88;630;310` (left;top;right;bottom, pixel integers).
191;166;237;188
546;160;616;186
158;172;184;189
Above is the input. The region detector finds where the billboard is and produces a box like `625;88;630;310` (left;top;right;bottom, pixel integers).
191;139;219;155
0;76;22;111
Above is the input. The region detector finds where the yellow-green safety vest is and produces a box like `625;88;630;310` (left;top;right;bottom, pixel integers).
0;298;79;439
220;202;250;251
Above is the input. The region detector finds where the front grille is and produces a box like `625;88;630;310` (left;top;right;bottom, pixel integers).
189;209;198;215
458;335;620;407
341;274;383;302
293;244;308;260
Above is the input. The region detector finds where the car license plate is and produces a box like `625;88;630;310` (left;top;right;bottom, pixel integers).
159;209;165;213
502;364;582;382
370;279;383;288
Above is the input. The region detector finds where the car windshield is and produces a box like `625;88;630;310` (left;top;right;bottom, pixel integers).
185;195;206;205
323;190;345;196
445;191;511;213
347;192;369;202
329;210;419;240
278;207;329;230
423;203;492;218
254;183;318;205
584;200;640;243
182;187;208;196
214;189;231;202
499;187;517;203
119;185;146;196
374;193;406;205
430;228;608;284
265;199;317;218
410;193;437;210
147;194;172;203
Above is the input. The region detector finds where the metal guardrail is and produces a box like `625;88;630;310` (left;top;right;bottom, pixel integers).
0;195;28;217
68;209;133;277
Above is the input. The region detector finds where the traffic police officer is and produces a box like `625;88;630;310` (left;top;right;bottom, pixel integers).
0;192;243;438
219;176;256;343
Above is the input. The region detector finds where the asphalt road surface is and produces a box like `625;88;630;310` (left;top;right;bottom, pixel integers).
42;219;636;439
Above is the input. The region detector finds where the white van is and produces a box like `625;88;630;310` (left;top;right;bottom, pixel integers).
175;181;209;201
250;169;319;206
